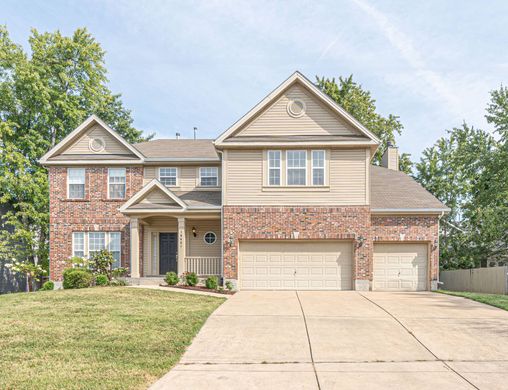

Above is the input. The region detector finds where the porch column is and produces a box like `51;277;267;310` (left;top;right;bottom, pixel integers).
130;217;140;278
177;217;186;275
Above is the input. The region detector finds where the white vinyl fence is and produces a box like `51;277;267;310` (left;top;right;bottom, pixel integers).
440;266;508;295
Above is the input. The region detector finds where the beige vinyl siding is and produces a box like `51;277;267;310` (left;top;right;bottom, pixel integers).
61;125;133;155
185;220;221;257
224;148;368;205
140;188;175;205
236;83;361;137
143;165;221;190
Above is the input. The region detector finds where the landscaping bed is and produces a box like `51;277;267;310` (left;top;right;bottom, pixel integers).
159;283;236;295
0;287;224;389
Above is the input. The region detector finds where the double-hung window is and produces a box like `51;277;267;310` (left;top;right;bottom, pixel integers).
72;232;85;258
68;168;85;199
108;168;126;199
108;232;121;268
88;232;106;259
267;150;281;186
287;150;307;186
312;150;325;186
159;167;177;187
199;167;218;187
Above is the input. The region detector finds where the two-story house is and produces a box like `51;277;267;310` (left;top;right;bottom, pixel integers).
40;72;449;291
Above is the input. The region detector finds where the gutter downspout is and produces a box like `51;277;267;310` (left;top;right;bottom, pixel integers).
436;211;445;290
217;150;225;286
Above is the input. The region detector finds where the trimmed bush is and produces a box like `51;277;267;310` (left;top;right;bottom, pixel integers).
165;272;178;286
112;267;128;278
205;276;218;290
185;272;198;287
63;268;93;289
225;281;234;291
110;278;127;287
40;281;54;291
95;274;109;286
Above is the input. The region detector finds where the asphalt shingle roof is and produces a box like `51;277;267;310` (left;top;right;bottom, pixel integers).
133;139;219;159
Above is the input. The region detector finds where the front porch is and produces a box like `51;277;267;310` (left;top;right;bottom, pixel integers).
129;215;222;278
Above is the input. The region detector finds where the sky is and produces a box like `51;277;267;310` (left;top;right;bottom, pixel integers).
3;0;508;160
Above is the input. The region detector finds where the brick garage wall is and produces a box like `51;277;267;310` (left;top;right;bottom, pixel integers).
371;215;440;281
223;206;372;281
49;166;143;280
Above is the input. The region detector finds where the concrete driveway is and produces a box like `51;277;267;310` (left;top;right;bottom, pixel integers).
150;291;508;389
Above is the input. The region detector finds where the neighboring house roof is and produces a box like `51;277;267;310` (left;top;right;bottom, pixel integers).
214;71;381;147
133;139;219;161
370;166;450;213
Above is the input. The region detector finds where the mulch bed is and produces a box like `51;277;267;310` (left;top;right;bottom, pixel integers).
159;284;236;295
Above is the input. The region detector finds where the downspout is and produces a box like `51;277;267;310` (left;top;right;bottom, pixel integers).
217;149;225;286
436;211;445;289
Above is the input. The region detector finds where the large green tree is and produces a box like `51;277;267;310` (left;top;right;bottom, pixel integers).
315;75;411;172
0;26;150;270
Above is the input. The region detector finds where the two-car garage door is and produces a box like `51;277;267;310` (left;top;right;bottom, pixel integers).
239;241;352;290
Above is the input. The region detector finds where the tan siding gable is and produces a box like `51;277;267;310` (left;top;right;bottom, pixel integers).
224;148;367;205
236;83;362;138
139;188;177;205
61;124;134;155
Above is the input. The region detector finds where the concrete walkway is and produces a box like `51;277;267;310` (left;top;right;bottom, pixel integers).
150;291;508;389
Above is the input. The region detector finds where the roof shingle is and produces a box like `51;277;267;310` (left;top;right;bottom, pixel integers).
133;139;219;160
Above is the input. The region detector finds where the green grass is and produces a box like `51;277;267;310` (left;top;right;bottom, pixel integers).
0;287;224;390
439;290;508;311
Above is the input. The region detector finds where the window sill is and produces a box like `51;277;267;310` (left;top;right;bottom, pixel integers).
64;198;89;202
102;198;127;202
195;186;221;191
262;185;330;192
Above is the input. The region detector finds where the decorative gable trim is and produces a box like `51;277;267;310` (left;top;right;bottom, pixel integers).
214;71;381;146
40;115;145;164
119;179;187;213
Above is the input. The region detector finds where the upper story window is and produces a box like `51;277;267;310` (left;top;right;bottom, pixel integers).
287;150;307;186
199;167;218;187
268;150;281;186
68;168;85;199
108;168;126;199
312;150;325;186
159;167;177;187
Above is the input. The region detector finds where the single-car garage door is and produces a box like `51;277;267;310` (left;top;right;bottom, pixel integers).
373;243;428;291
239;241;352;290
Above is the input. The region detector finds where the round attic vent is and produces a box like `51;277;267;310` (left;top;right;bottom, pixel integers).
287;99;306;118
89;137;105;153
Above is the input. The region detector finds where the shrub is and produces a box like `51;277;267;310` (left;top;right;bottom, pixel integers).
63;268;93;289
90;250;115;280
225;281;234;291
95;274;109;286
112;267;128;278
109;278;127;287
205;276;218;290
184;272;198;287
165;272;179;286
40;281;54;291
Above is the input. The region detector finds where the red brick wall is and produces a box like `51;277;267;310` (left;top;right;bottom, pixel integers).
49;166;143;280
223;206;372;281
371;215;440;281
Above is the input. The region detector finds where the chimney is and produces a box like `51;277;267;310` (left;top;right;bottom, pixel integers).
381;141;399;171
175;132;180;140
193;127;197;140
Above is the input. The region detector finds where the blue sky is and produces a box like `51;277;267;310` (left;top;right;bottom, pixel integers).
3;0;508;160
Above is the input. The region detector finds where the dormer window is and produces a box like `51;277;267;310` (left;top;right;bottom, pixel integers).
159;167;177;187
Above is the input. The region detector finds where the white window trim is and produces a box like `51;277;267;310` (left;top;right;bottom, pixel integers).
198;167;219;187
108;167;126;199
67;168;86;199
203;231;217;245
311;150;326;186
286;150;307;186
72;232;121;267
158;167;179;187
267;150;282;186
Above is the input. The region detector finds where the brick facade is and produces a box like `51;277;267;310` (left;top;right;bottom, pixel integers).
49;166;143;280
223;206;440;289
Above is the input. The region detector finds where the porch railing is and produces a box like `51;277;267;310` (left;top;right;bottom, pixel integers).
184;257;221;276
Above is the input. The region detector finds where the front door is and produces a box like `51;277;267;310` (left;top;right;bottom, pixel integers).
159;233;178;275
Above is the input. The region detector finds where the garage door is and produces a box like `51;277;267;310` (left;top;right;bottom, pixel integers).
373;243;428;291
239;241;352;290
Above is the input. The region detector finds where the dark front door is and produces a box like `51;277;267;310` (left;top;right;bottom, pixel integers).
159;233;178;274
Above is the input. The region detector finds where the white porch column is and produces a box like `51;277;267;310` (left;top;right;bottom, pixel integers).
130;217;140;278
177;217;186;276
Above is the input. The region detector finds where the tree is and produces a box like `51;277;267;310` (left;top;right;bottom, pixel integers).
315;75;410;172
0;26;151;270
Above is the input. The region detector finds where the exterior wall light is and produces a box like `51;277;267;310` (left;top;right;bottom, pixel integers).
192;227;197;237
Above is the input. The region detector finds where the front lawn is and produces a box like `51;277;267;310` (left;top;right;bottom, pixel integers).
439;290;508;311
0;287;224;389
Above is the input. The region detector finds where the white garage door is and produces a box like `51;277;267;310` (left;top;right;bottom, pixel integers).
373;243;428;291
239;241;352;290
